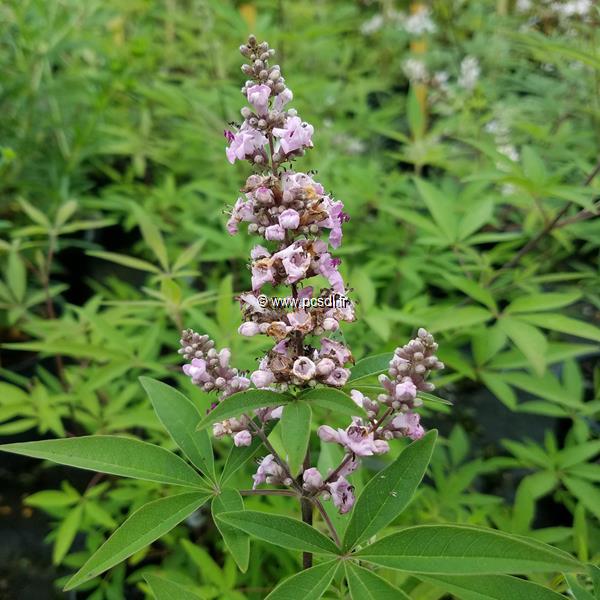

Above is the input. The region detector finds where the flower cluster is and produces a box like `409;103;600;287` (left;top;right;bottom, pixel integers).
180;36;443;516
305;328;444;513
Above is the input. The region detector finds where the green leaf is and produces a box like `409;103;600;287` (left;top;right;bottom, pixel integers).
498;317;547;376
505;293;581;314
428;307;492;333
356;524;582;574
18;198;50;227
145;574;205;600
558;441;600;469
86;250;161;273
211;489;249;572
25;490;77;508
301;387;363;417
53;504;83;564
216;511;339;555
563;477;600;521
343;430;436;551
265;560;338;600
7;248;26;302
133;206;169;270
281;401;312;476
414;178;458;242
346;562;411;599
521;146;548;185
443;275;497;312
140;377;215;481
0;436;207;488
420;574;565;600
517;313;600;343
220;421;276;485
196;389;291;431
348;353;393;382
64;491;210;590
565;574;596;600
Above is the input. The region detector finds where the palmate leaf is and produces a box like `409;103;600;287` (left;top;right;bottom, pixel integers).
265;560;339;600
343;430;437;551
345;562;411;600
196;389;292;431
140;377;216;481
216;510;339;555
64;491;211;590
281;401;312;476
144;574;205;600
356;524;583;574
420;574;566;600
211;489;249;572
0;436;207;488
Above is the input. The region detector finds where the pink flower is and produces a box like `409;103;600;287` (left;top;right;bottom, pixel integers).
302;467;324;492
252;454;291;488
316;357;335;377
238;322;260;336
279;208;300;229
287;310;313;334
251;249;275;290
273;116;314;155
234;430;252;447
390;412;425;440
265;224;285;241
226;122;268;164
275;243;311;283
246;84;271;115
251;369;275;388
292;357;316;381
182;358;208;384
274;88;293;112
320;338;352;365
317;425;340;444
327;476;355;514
324;367;349;387
336;418;388;457
317;253;345;293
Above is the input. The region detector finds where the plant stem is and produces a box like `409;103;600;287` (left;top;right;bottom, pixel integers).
312;497;341;547
301;495;313;569
239;489;297;496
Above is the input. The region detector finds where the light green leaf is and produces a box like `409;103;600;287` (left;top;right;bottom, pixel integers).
348;353;393;382
145;574;205;600
563;477;600;521
505;293;581;314
558;441;600;470
86;250;161;273
211;489;249;572
346;562;411;599
65;491;210;590
356;524;582;574
498;317;547;376
517;313;600;343
25;490;77;508
301;387;364;417
265;560;338;600
53;504;83;564
281;401;312;476
18;197;50;227
428;307;492;333
414;178;458;242
0;436;207;488
420;574;565;600
472;325;507;366
216;511;339;555
343;430;436;550
521;146;548;185
134;207;169;270
443;275;497;312
7;248;26;302
140;377;215;481
196;390;291;431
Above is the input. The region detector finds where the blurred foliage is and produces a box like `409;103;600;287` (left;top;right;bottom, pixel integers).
0;0;599;598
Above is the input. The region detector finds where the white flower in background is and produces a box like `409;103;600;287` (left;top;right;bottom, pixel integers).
498;144;520;162
551;0;592;17
516;0;533;11
402;6;436;35
402;57;429;83
485;116;520;164
458;56;480;90
360;14;385;35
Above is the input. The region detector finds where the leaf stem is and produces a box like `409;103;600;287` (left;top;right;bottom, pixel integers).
312;497;341;547
239;489;297;496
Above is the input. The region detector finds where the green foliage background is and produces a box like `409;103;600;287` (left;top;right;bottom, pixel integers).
0;0;599;598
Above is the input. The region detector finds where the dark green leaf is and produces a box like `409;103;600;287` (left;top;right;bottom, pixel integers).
281;401;312;476
265;560;338;600
145;574;205;600
0;436;207;488
211;489;249;572
64;492;210;590
348;354;393;383
140;377;215;481
216;510;339;555
343;430;437;550
346;562;411;599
